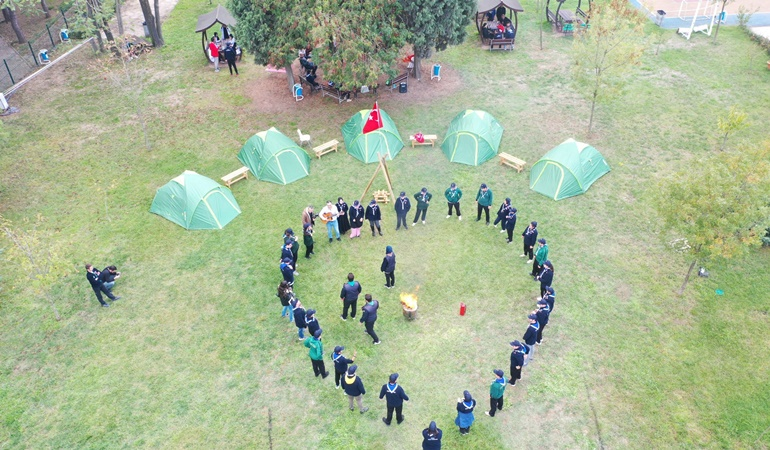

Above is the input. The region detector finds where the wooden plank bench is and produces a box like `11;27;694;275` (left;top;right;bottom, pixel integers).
373;190;390;203
221;166;250;187
499;152;526;173
409;134;438;147
490;39;514;51
388;73;408;93
313;139;339;158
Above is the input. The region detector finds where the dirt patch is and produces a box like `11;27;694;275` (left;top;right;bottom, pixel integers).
120;0;180;38
244;59;464;116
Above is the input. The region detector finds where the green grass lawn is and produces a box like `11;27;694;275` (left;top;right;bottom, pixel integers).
1;1;769;448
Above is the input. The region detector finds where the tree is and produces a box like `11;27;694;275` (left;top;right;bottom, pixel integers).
534;0;546;50
712;0;730;43
1;2;29;43
229;0;312;91
656;142;770;294
397;0;474;80
571;0;646;134
716;105;748;151
115;0;124;35
40;0;50;18
311;0;405;89
138;0;163;47
1;215;71;321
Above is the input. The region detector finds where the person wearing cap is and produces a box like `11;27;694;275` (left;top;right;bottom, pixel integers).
486;369;507;417
360;294;381;344
412;187;432;226
522;313;540;365
381;246;396;289
336;197;351;236
340;272;362;321
365;199;383;236
277;280;295;322
394;192;411;231
444;182;463;220
291;297;307;340
535;299;551;345
332;346;356;389
531;238;549;278
475;183;493;225
283;228;301;270
342;365;369;413
505;207;518;243
509;341;525;386
379;373;410;425
349;200;365;238
304;329;329;378
493;197;511;230
454;390;476;434
543;286;556;312
280;239;293;264
306;309;321;337
280;258;294;286
536;260;554;297
422;420;442;449
319;200;341;243
521;221;539;262
303;223;314;258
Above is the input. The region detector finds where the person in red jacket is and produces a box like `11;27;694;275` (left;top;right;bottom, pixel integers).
208;37;220;72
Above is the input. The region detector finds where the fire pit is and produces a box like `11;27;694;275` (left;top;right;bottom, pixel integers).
400;292;418;320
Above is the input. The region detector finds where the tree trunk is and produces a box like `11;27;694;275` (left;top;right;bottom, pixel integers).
284;63;295;93
153;0;162;44
588;88;598;134
677;259;697;296
40;0;51;18
138;0;163;47
413;55;422;81
102;18;114;42
86;1;105;52
115;0;124;35
5;7;27;44
713;1;726;43
2;7;10;23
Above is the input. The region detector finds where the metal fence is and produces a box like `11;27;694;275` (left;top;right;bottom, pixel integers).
1;7;77;93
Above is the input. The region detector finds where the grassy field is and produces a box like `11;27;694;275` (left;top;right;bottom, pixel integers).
1;0;769;448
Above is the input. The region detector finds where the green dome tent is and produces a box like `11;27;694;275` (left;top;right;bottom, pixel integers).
529;138;611;201
341;109;404;164
441;110;504;166
150;170;242;230
237;127;311;185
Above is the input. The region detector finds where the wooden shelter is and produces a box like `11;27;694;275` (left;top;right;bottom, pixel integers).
475;0;524;43
195;5;237;59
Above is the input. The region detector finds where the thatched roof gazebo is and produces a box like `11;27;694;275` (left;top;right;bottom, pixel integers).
195;5;237;59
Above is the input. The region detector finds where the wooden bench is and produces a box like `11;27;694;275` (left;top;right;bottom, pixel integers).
409;134;438;147
313;139;339;158
221;166;250;187
499;152;526;173
490;39;514;51
373;190;390;203
321;85;347;103
388;73;408;93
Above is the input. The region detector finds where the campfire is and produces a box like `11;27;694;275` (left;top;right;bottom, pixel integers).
400;291;418;320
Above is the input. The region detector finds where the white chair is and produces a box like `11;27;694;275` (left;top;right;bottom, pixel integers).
297;129;311;146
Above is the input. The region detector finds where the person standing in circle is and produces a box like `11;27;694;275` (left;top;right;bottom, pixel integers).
521;221;539;262
365;199;383;236
340;272;362;321
531;238;549;279
445;182;463;220
505;207;518;244
336;197;351;236
475;183;493;225
379;373;409;425
304;329;329;378
422;421;442;449
493;197;511;230
332;346;356;389
360;294;381;345
381;245;396;289
454;390;476;435
394;192;411;231
223;41;238;75
319;200;341;243
348;200;365;238
412;187;432;226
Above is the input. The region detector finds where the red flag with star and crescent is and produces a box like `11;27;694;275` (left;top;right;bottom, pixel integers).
362;101;383;134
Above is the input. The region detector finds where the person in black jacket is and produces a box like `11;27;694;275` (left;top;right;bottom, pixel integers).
535;299;550;344
98;265;121;292
505;207;517;243
360;294;381;344
306;309;321;337
342;365;369;413
381;245;396;289
292;298;307;341
86;264;120;307
223;42;238;75
283;228;300;270
521;221;538;262
536;260;554;297
454;390;476;435
277;280;295;322
280;258;294;286
522;314;540;365
379;373;409;425
394;192;411;231
340;272;362;321
543;286;556;312
493;198;511;230
365;200;383;236
422;421;442;449
348;200;365;238
509;340;525;386
332;346;356;389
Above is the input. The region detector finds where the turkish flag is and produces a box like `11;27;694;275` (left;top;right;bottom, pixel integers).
362;101;383;134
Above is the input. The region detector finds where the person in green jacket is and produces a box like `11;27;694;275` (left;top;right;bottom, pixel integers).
475;183;493;225
531;238;549;278
485;369;506;417
444;182;463;220
412;187;432;226
304;329;329;379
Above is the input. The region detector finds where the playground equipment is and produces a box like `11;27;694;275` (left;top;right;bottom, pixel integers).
677;0;720;40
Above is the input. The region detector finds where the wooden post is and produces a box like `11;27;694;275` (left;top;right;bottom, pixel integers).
360;155;395;203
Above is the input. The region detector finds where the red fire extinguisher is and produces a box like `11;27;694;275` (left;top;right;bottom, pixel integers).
459;302;466;316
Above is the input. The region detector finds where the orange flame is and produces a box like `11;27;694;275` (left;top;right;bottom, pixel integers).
400;292;418;310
